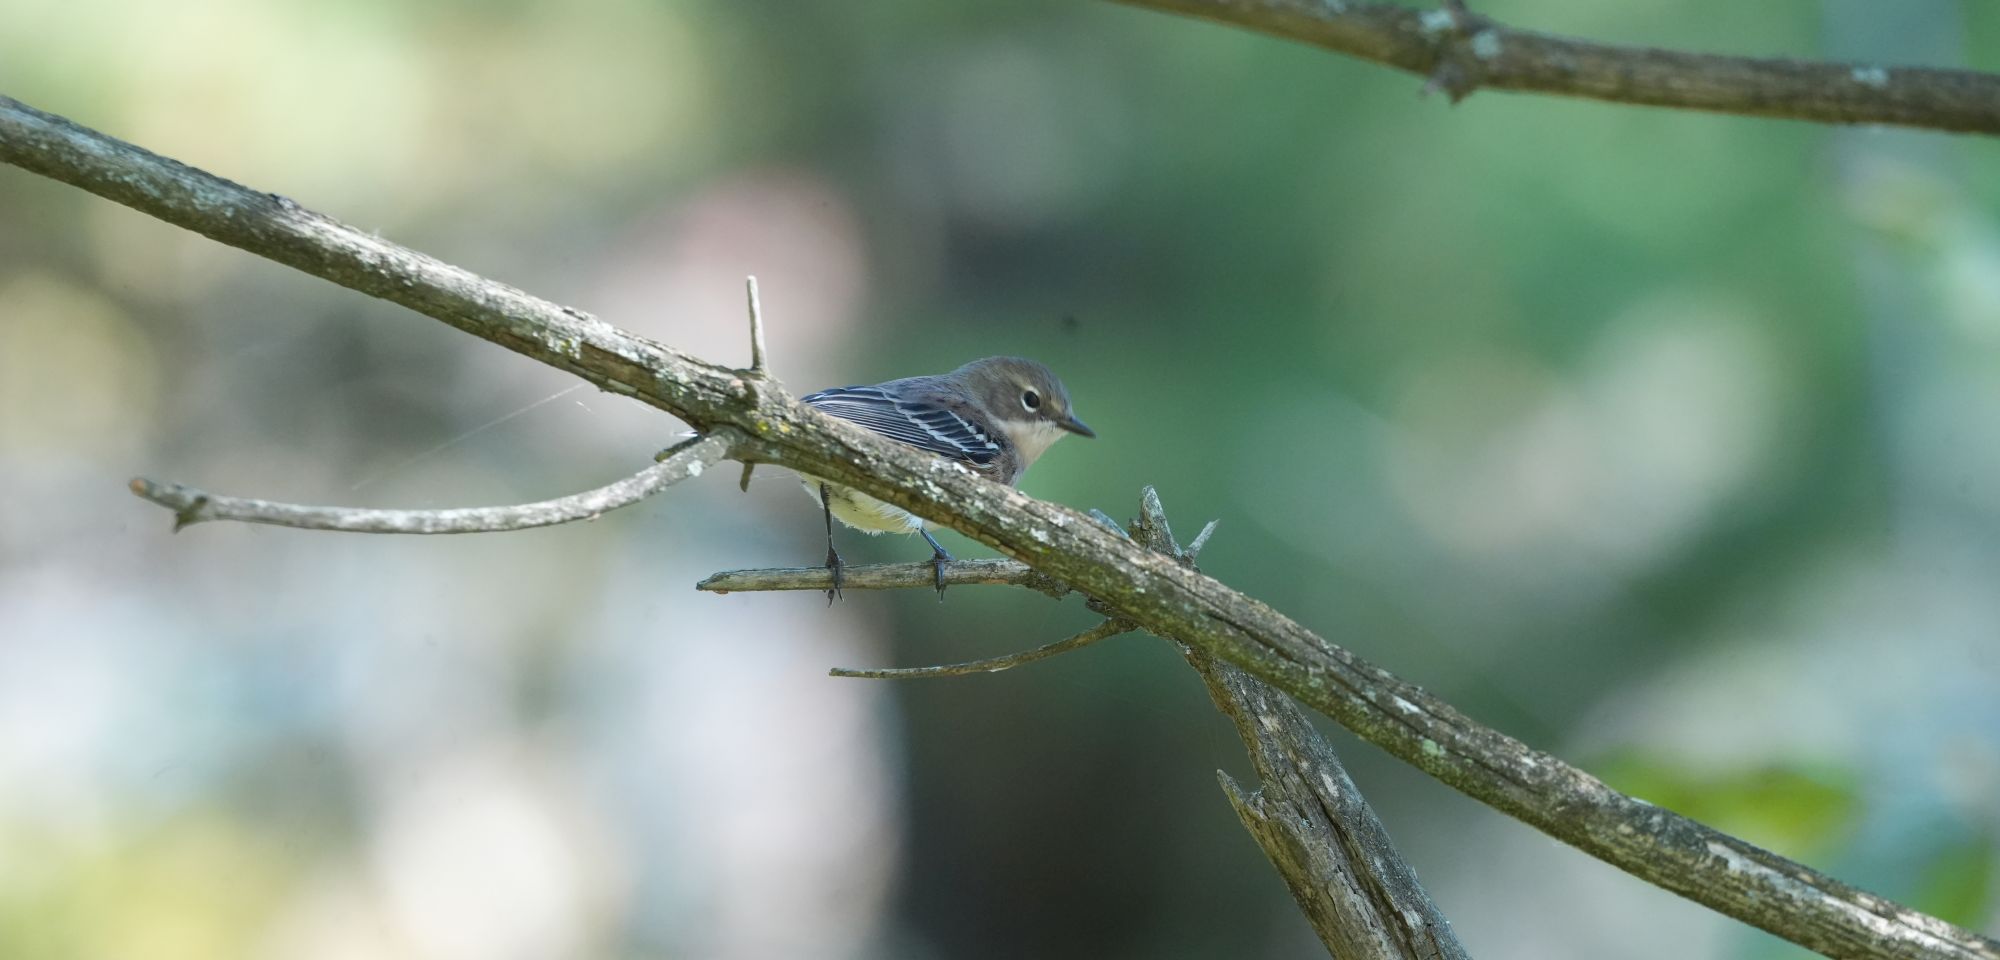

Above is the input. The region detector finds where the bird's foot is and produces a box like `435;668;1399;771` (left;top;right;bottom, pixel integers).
920;528;953;602
930;553;950;601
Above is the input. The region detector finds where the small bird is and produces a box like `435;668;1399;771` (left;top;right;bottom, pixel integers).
800;356;1094;602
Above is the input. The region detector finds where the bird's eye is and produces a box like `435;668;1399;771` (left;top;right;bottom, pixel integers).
1021;390;1042;411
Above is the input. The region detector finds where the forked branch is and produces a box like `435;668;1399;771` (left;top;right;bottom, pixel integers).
759;489;1468;958
128;430;737;534
1109;0;2000;135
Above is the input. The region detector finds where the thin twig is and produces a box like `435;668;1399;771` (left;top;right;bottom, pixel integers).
829;618;1134;680
740;275;768;492
698;558;1073;599
745;275;769;378
9;95;1992;960
130;432;736;534
1109;0;2000;135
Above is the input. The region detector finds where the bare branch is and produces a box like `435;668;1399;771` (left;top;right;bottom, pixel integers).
1109;0;2000;135
1203;653;1469;960
829;618;1134;680
698;558;1073;599
8;96;1993;959
130;431;737;534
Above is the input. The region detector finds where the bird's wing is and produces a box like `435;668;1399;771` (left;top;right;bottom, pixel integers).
802;385;1002;465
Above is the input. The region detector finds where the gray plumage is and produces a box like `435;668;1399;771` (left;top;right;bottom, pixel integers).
797;357;1093;598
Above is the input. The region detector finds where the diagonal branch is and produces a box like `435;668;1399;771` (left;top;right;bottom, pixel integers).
5;95;1993;960
1107;0;2000;135
128;431;737;534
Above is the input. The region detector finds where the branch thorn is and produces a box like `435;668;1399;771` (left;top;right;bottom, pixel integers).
1184;520;1220;563
745;275;769;379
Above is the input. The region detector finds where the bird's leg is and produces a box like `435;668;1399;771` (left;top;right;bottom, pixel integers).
820;483;844;604
919;526;954;601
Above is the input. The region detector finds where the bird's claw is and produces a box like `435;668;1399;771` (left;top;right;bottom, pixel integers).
920;528;953;603
824;546;845;605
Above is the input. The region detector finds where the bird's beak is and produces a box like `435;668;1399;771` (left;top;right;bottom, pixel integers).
1057;414;1095;438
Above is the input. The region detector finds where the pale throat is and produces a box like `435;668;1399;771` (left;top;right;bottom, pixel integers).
1009;418;1070;468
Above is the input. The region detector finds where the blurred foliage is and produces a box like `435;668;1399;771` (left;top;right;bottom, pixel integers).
1595;752;1858;858
0;817;296;960
1918;829;1996;929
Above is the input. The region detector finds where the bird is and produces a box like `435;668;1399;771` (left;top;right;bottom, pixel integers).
798;356;1094;602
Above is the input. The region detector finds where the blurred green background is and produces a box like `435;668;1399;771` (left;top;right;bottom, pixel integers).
3;0;1998;957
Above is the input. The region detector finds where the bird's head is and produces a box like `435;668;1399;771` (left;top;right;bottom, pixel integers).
955;356;1094;466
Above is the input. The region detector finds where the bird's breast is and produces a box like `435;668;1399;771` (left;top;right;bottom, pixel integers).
797;475;923;534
